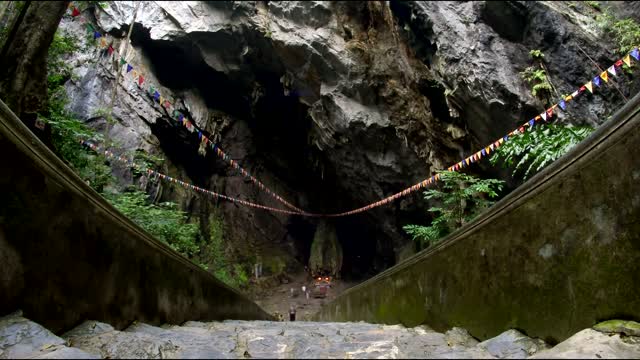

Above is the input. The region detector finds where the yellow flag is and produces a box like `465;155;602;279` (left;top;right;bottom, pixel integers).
585;81;593;93
100;38;106;47
600;71;608;82
623;54;631;67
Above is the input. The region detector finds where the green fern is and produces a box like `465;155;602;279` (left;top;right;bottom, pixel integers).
490;124;595;179
403;171;504;250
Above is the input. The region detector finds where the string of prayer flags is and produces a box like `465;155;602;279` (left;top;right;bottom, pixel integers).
67;3;640;217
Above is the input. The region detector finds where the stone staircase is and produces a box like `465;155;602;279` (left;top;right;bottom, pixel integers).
1;311;639;359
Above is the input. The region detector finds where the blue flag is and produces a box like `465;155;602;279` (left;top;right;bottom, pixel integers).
126;64;133;73
593;76;601;87
153;91;160;100
559;100;566;110
631;48;640;61
528;119;535;127
94;31;102;39
178;114;184;122
481;149;486;156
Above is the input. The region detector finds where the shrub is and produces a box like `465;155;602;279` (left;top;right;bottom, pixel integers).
403;171;504;250
597;10;640;55
106;190;200;257
490;124;595;179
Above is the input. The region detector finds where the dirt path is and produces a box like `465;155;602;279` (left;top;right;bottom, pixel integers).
250;272;357;321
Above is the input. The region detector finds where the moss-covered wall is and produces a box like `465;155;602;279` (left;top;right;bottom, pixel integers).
315;93;640;344
0;101;272;334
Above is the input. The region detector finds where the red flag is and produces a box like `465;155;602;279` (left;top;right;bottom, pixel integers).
108;45;114;55
71;6;81;17
138;75;144;86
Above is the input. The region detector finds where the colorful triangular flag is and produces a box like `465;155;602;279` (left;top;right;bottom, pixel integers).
94;31;102;40
541;112;547;121
71;6;81;17
631;48;640;61
559;100;566;111
100;38;106;47
528;119;535;127
138;75;144;86
126;64;133;73
585;81;593;93
153;91;160;101
546;108;553;118
593;76;601;87
623;54;631;67
108;45;114;55
600;71;609;82
607;65;616;76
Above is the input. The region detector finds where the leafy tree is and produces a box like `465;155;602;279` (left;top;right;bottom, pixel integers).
490;124;594;179
403;171;504;250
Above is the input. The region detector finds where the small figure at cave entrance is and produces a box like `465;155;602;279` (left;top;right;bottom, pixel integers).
289;305;296;321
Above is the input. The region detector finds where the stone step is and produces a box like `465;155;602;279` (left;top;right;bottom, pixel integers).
0;311;97;359
4;311;640;359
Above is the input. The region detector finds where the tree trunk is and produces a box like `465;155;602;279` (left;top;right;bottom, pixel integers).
0;1;69;124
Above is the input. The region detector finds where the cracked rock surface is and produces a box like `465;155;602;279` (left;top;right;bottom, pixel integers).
2;312;640;359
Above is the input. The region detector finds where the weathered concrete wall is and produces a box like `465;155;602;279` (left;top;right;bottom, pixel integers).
0;100;272;334
316;93;640;344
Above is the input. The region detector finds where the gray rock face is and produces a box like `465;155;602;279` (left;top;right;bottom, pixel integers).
0;312;97;359
57;1;640;275
478;329;549;359
529;328;640;359
2;313;640;359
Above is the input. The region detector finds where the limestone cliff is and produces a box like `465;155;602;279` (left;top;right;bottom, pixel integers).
56;1;640;279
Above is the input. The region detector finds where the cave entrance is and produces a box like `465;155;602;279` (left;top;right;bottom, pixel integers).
130;22;387;285
335;216;380;281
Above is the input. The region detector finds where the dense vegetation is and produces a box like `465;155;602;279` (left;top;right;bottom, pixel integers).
41;28;249;290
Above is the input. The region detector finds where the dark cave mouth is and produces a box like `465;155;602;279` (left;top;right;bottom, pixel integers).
129;22;397;282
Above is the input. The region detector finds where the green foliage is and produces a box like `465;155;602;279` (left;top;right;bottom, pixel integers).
597;10;640;55
403;171;504;249
41;29;113;192
204;212;249;290
106;190;200;257
529;49;545;60
490;124;595;179
520;67;553;98
520;48;555;101
586;1;601;11
47;31;78;95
